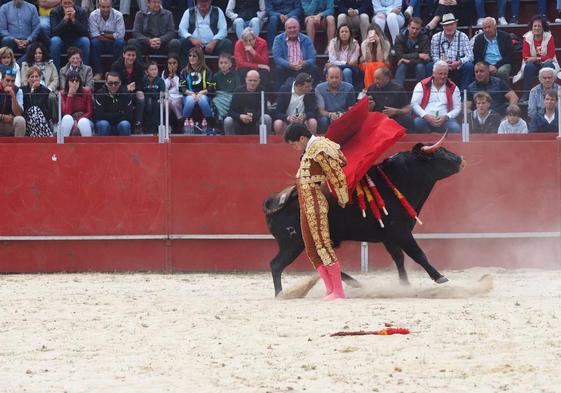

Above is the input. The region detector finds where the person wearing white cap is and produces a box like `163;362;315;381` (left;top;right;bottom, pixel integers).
430;13;474;91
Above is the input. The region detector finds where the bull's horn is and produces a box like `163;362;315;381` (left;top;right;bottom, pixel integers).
421;131;448;153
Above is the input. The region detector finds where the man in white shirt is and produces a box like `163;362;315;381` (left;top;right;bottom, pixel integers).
410;60;461;133
178;0;233;66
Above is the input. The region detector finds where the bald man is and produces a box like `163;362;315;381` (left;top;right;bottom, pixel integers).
271;18;320;88
472;17;514;85
224;70;272;135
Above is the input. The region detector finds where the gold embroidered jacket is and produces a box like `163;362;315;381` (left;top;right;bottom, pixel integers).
296;136;349;205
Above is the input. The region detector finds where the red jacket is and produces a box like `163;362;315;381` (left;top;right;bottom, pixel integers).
522;32;556;62
61;87;93;119
419;77;456;112
234;36;269;70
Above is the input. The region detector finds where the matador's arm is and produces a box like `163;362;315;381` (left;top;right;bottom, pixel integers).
315;152;349;206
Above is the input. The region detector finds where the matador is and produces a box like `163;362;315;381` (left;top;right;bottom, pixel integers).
284;123;349;300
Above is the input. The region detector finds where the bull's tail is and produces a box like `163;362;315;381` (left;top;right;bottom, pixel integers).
277;274;321;299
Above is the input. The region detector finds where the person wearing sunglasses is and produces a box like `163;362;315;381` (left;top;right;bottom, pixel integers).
179;46;214;128
60;70;93;136
0;68;25;136
94;71;133;136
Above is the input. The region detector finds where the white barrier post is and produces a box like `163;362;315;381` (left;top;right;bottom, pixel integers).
462;89;469;142
56;91;63;144
360;242;369;273
259;90;267;144
165;92;170;141
158;92;165;144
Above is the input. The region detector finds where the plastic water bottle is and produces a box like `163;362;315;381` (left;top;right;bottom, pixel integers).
183;117;192;134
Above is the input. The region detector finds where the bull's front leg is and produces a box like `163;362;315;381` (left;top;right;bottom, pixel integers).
391;232;448;284
270;239;305;297
383;241;410;285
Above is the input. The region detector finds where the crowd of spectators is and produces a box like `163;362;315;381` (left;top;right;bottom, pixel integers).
0;0;560;137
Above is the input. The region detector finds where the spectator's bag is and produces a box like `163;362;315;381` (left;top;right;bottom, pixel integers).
25;106;53;137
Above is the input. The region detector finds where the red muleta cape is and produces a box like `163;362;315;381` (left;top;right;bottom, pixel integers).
325;97;406;193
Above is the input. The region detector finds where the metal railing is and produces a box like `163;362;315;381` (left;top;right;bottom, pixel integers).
19;87;561;146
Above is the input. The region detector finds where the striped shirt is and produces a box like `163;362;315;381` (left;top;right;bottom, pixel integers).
286;36;302;66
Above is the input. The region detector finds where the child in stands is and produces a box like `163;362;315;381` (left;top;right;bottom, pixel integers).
498;104;528;134
0;47;21;87
142;61;166;133
212;54;240;126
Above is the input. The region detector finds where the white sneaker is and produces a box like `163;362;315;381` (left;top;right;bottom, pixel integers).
556;18;561;23
498;17;508;25
405;5;413;17
476;18;484;26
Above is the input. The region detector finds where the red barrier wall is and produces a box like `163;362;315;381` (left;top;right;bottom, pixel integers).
0;134;559;273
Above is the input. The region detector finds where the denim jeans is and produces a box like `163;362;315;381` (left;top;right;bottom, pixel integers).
318;116;332;133
182;94;212;118
39;15;50;38
50;36;90;69
394;62;432;87
413;117;461;133
233;17;260;39
448;61;474;92
95;120;131;136
267;14;280;47
90;38;125;74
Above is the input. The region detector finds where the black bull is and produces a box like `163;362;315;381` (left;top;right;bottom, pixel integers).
263;143;464;297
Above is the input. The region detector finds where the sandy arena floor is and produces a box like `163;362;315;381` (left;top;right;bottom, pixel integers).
1;267;560;393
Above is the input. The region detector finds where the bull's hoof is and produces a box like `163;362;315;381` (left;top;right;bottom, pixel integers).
435;275;449;284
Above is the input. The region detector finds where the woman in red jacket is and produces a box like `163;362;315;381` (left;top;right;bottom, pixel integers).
234;27;270;89
60;70;93;137
513;15;560;99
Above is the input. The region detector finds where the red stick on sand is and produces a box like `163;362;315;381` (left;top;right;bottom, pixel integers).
330;328;410;336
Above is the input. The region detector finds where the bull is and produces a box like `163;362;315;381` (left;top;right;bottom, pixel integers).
263;139;464;297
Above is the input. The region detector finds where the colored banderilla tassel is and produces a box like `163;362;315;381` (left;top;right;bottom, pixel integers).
361;180;384;228
355;183;367;218
376;167;423;225
330;327;410;336
365;173;388;215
